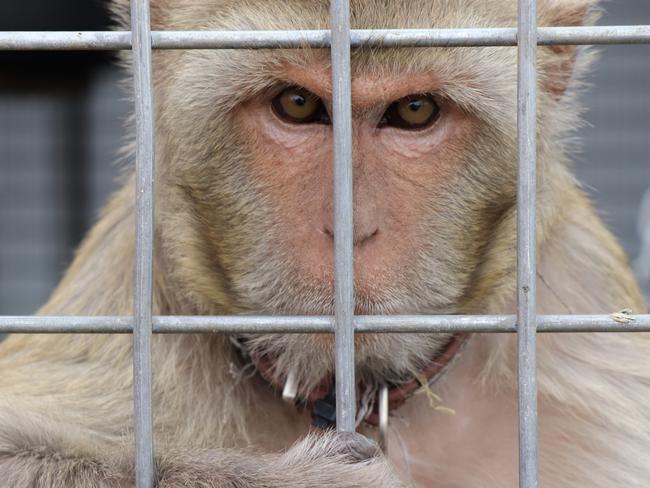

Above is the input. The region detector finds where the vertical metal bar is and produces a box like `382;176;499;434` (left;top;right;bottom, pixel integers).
130;0;155;486
517;0;539;486
330;0;356;433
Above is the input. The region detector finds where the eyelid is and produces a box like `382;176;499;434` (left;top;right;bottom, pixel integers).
270;84;315;100
394;92;441;105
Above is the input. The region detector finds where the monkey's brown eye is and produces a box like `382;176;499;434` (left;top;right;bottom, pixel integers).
272;87;330;124
380;95;440;130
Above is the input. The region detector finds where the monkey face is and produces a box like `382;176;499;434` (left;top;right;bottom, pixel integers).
155;56;519;311
149;0;584;388
231;66;483;310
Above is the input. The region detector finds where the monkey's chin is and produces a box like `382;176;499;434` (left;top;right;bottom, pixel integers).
239;328;454;402
311;332;384;348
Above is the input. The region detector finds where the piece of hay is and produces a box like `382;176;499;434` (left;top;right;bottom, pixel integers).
416;374;456;416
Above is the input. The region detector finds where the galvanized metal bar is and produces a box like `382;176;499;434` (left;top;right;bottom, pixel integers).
517;0;538;486
156;316;334;333
330;0;356;434
0;31;132;50
539;25;650;45
356;314;650;333
0;316;134;333
130;0;155;486
1;314;649;333
1;26;650;51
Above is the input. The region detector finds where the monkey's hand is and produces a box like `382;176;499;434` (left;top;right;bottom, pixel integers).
157;431;405;488
276;431;404;486
0;415;402;488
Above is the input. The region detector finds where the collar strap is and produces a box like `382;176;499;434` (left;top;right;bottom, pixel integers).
242;333;470;427
363;333;469;426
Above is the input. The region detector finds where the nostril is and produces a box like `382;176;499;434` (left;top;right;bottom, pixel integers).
323;227;379;245
356;228;379;246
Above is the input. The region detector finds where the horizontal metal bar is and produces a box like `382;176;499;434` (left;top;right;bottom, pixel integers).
0;32;133;50
157;316;334;333
0;316;134;333
0;314;648;334
1;26;649;51
540;26;650;45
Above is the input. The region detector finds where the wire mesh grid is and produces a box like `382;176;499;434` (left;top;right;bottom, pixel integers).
2;0;650;487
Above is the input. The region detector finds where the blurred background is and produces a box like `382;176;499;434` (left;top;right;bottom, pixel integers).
0;1;648;315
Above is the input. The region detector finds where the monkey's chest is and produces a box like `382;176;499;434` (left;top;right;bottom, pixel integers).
244;345;519;486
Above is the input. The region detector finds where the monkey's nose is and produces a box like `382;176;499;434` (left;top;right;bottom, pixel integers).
323;226;379;246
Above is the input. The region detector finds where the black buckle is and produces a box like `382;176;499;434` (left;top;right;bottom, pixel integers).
311;391;337;428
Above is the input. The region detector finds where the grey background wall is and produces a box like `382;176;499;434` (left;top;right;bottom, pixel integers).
0;1;648;315
575;2;650;300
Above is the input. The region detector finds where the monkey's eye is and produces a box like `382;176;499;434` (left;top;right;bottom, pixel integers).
380;95;440;130
271;87;330;125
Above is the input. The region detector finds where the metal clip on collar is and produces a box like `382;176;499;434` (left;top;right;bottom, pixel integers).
282;369;298;404
378;383;389;453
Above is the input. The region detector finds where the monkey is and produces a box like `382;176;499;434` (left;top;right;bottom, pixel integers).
1;0;648;486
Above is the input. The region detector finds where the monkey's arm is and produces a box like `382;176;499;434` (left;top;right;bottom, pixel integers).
0;448;127;488
156;433;402;488
0;411;401;488
0;332;401;488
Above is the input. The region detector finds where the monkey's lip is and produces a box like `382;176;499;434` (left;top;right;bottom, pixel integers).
234;337;334;402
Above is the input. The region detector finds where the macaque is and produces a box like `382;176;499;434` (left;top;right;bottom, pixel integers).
1;0;648;486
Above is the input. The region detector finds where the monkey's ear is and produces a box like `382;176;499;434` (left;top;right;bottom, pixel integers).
538;0;602;99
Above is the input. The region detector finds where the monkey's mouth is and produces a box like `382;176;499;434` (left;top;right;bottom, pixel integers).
232;333;469;428
231;335;333;402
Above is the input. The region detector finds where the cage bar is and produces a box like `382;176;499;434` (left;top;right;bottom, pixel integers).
2;26;650;51
2;314;649;334
517;0;539;486
330;0;356;434
130;0;156;486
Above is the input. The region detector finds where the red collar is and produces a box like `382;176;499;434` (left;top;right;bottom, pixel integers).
363;333;469;426
241;333;470;428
